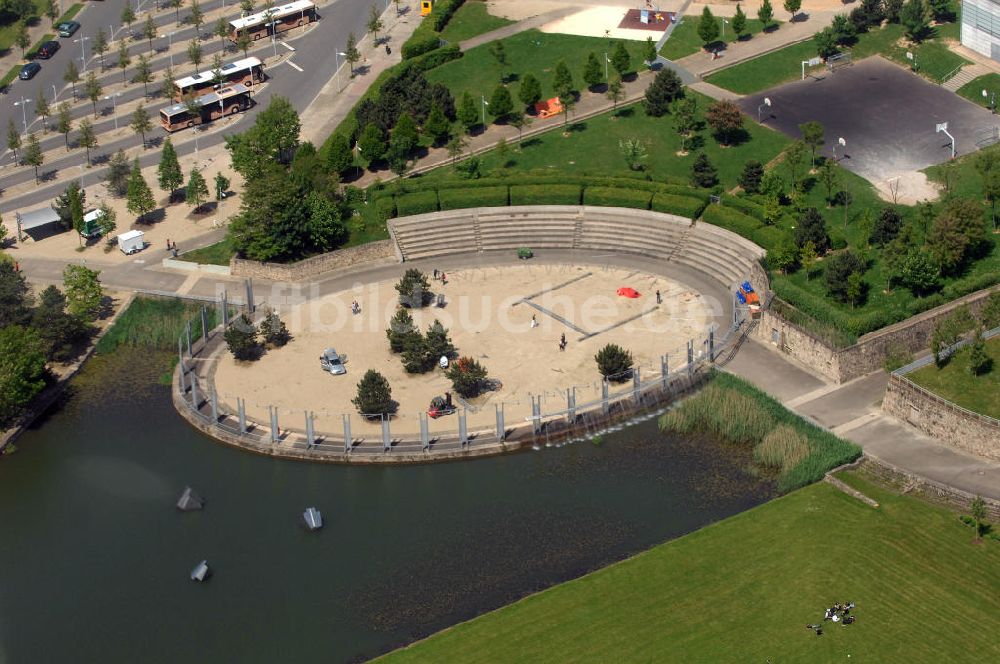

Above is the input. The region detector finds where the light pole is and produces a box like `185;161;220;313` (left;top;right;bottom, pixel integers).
14;96;32;137
104;92;122;130
757;97;771;123
336;51;348;90
721;17;727;39
603;52;608;82
74;34;90;73
481;94;489;126
160;33;175;67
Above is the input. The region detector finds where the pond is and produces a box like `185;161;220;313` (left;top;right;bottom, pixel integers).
0;349;776;663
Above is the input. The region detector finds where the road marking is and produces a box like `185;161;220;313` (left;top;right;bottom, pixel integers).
283;42;296;52
287;60;303;72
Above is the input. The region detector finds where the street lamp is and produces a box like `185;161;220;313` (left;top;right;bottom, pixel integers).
757;97;771;123
14;97;33;137
481;94;489;126
336;51;348;90
74;34;90;73
604;52;609;82
104;92;122;130
160;33;175;67
721;17;727;39
983;88;996;114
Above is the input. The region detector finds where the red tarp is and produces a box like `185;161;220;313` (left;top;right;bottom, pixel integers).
617;287;640;298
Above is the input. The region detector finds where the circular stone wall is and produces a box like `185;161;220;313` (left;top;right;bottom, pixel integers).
212;263;721;438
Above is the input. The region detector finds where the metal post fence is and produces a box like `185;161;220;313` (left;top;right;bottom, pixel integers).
420;412;429;450
269;406;279;443
210;388;218;422
343;414;352;453
709;329;715;361
459;409;468;446
305;411;314;447
567;387;576;424
186;321;193;358
601;380;609;415
190;376;200;408
495;403;505;441
201;306;209;345
687;340;694;374
660;355;669;390
381;416;390;452
238;397;247;434
531;396;542;434
632;367;641;404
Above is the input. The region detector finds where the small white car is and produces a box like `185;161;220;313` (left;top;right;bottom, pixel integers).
319;348;347;375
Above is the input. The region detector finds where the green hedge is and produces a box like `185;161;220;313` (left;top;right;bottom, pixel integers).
375;196;397;221
509;184;582;206
700;204;762;238
749;226;788;252
402;33;443;59
650;193;706;219
583;187;652;209
720;193;767;223
432;0;468;31
396;191;440;216
438;186;509;210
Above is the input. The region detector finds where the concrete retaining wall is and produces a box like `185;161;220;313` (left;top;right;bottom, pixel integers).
230;239;396;282
859;456;1000;521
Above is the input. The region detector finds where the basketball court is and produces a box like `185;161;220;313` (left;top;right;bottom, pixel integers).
739;56;999;185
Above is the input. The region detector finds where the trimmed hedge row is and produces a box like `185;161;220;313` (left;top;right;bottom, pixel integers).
375;196;397;221
720;193;767;223
700;204;762;238
583;187;652;209
747;225;786;252
432;0;467;31
509;184;582;206
401;0;466;59
651;193;707;219
439;186;509;210
396;191;440;216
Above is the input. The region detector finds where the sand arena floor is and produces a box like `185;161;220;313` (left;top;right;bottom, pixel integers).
213;264;721;437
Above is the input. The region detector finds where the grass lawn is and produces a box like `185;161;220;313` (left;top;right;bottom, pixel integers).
659;17;777;61
957;73;1000;111
438;0;513;44
420;90;790;189
176;236;234;266
0;1;48;54
381;471;1000;663
427;30;649;107
908;336;1000;418
705;37;818;94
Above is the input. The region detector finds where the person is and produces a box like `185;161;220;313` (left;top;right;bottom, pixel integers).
433;269;439;279
656;289;662;304
560;332;566;346
352;300;360;315
166;238;171;250
530;314;537;329
385;44;391;55
441;271;446;284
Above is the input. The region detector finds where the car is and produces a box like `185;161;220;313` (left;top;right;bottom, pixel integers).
319;348;347;375
36;41;60;59
57;21;80;38
18;63;40;80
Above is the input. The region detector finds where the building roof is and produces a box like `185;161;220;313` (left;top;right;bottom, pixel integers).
15;207;61;231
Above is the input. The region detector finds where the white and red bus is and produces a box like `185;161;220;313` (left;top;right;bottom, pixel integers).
228;0;317;42
173;57;266;101
160;84;252;132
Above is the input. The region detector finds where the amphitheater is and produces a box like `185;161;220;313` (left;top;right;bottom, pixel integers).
179;206;770;463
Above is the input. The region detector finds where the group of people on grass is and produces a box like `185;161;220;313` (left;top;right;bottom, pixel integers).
806;602;857;635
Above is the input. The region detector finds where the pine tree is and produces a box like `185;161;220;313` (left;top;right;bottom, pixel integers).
143;15;157;53
84;71;103;117
583;52;604;90
344;32;361;76
644;68;683;117
15;22;30;58
424;102;451;146
488;84;514;122
358;123;387;166
35;90;51;132
186;168;209;212
518;73;542;110
606;73;625;115
161;67;179;101
352;369;395;418
732;4;747;39
117;41;132;85
457;91;479;133
158;138;184;202
63;60;80;99
758;0;775;29
610;41;631;76
386;307;418;352
553;60;574;99
121;5;136;34
134;55;154;99
326;133;353;175
130;105;152;149
739;160;765;193
126;159;155;223
642;36;657;66
6;119;20;162
698;7;720;46
23;133;43;183
187;39;202;73
784;0;802;21
259;310;291;347
225;314;261;361
94;28;109;71
691;152;718;188
106;150;131;197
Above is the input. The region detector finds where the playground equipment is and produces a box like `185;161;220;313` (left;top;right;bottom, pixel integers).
420;0;432;17
428;394;456;419
534;97;564;119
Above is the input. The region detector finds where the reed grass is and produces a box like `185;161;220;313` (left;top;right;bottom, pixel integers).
96;297;215;354
754;425;809;471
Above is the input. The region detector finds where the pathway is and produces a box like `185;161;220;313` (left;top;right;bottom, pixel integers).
725;337;1000;501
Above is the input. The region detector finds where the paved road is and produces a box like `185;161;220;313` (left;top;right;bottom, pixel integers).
1;0;381;211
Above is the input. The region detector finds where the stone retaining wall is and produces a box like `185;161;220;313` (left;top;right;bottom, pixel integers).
756;285;1000;383
859;456;1000;521
230;239;396;282
882;374;1000;461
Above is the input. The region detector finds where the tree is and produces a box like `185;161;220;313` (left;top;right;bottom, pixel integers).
976;151;1000;231
77;119;98;166
186;167;210;212
6;119;19;162
15;22;29;58
982;292;1000;329
34;90;51;133
121;5;137;34
240;0;255;12
509;114;531;147
518;73;542;111
457;91;479;133
489;41;507;82
705;100;743;146
126;158;156;223
583;52;604;90
0;325;47;432
610;40;631;76
56;103;73;151
619;137;648;171
64;60;81;99
831;14;857;45
784;141;808;188
134;55;153;99
259;310;291;347
595;343;634;381
488;84;514;123
326;133;353;175
344;32;361;77
158;138;185;201
969;496;988;541
824;251;865;304
732;4;747;39
45;0;58;26
387;112;418;173
446;357;490;398
553;60;574;99
740;160;765;193
800;240;818;280
673;96;697;152
225;314;261;361
423;319;455;366
54;180;86;232
642;35;658;66
0;261;32;328
758;0;774;29
870;207;903;246
33;285;89;362
697;7;720;47
795;208;830;253
225;96;301;177
94;28;110;71
396;269;432;307
818;158;840;205
814;28;839;59
96;202;117;241
114;40;131;85
158;68;178;104
236;30;253;58
129;105;152;149
105;150;131;196
931;306;976;365
215;17;230;53
784;0;802;20
967;327;992;376
352;369;395;418
84;71;103;117
898;248;940;295
799;121;825;169
900;0;929;41
560;94;576;130
143;14;157;53
644;67;683;117
768;235;799;274
23;133;43;183
424;102;451;146
190;0;204;37
187;39;202;73
214;172;231;202
209;53;226;89
928;199;987;275
368;3;384;43
63;265;103;321
357;122;387;165
691;152;718;188
386;307;418;352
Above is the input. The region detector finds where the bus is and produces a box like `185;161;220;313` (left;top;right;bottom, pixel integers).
173;57;265;101
228;0;317;42
159;84;252;132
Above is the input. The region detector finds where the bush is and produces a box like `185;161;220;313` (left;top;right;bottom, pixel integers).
401;33;441;60
224;314;261;361
982;291;1000;329
259;310;291;348
374;195;397;220
595;343;634;381
352;369;396;418
583;186;652;209
509;184;582;206
701;204;762;238
824;251;866;305
386;307;418;352
720;194;767;223
438;186;509;210
395;190;439;216
650;193;706;219
883;343;914;372
408;44;463;72
431;0;467;31
446;356;489;397
396;268;433;307
750;226;789;252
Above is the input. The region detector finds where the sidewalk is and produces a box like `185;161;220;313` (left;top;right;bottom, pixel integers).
725;337;1000;501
